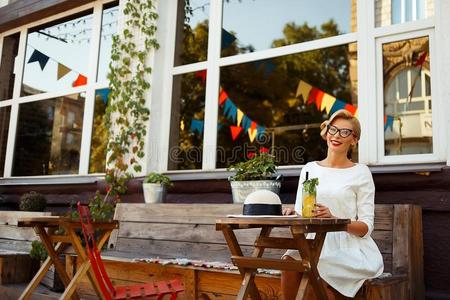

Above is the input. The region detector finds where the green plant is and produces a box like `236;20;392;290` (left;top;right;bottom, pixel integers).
70;191;116;222
227;152;278;181
30;240;48;262
303;178;319;195
19;191;47;212
144;172;173;186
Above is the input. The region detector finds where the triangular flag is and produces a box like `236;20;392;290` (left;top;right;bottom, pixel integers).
329;99;347;116
321;93;336;114
296;81;312;102
28;49;49;71
96;88;110;104
242;116;252;131
221;28;237;50
72;74;87;87
250;121;257;130
344;103;357;116
308;88;324;106
195;70;207;84
415;51;427;67
384;116;394;131
315;91;325;110
354;108;359;118
256;125;265;141
248;127;257;143
190;119;204;134
57;63;71;80
230;126;243;140
237;109;244;126
219;89;228;105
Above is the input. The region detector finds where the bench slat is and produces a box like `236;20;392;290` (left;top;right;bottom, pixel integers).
0;225;39;241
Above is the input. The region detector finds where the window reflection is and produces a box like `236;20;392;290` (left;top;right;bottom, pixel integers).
97;2;118;83
383;36;432;155
217;43;358;167
376;0;433;27
221;0;355;57
21;10;92;96
174;0;209;66
89;89;109;173
0;106;11;176
12;94;85;176
0;33;20;101
168;71;206;170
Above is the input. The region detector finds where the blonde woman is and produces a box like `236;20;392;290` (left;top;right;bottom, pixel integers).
282;109;384;299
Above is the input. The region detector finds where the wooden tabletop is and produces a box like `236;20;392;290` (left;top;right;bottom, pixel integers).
18;216;118;230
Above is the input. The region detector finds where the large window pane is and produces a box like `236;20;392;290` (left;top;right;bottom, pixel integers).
174;0;209;66
383;36;431;155
12;94;85;176
221;0;356;57
97;2;118;83
0;106;11;176
376;0;434;27
217;43;358;167
0;33;20;101
21;11;92;96
168;71;206;170
89;89;108;173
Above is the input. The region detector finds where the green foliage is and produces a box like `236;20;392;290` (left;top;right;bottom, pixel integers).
144;172;173;186
303;178;319;195
70;191;116;222
19;191;47;212
227;152;278;181
30;240;48;262
105;0;159;199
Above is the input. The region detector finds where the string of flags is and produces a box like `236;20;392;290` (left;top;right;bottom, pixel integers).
27;46;87;88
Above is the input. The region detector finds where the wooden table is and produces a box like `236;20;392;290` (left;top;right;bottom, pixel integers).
216;216;350;300
17;216;118;300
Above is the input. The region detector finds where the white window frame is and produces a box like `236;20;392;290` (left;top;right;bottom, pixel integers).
0;0;117;179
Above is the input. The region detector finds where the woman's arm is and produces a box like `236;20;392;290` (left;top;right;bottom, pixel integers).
347;221;369;237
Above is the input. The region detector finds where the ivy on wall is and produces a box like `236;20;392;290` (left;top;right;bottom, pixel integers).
105;0;159;197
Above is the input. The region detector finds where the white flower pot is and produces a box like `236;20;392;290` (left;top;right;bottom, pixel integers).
142;183;167;203
229;180;281;204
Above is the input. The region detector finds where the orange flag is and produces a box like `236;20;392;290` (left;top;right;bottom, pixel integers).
230;126;243;140
72;74;87;87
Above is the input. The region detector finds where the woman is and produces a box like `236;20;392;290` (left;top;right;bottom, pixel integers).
282;109;384;299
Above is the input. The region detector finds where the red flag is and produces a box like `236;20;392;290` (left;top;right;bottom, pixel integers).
230;126;243;140
344;104;357;116
250;121;257;130
415;51;427;67
308;88;324;107
384;115;387;125
195;70;207;84
219;89;228;105
72;74;87;87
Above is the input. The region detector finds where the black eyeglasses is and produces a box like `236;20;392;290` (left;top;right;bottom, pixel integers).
327;125;354;138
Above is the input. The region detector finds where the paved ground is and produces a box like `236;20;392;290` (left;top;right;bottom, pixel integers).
0;284;61;300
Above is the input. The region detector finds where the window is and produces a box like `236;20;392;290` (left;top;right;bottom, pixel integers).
375;0;434;27
0;0;118;178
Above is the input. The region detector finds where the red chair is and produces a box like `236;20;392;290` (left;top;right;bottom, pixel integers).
77;202;184;300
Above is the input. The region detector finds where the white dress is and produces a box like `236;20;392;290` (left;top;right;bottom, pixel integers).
285;161;384;297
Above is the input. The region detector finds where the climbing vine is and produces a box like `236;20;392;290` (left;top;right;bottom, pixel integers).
104;0;159;198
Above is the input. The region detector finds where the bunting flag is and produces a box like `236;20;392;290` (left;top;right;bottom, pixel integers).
223;99;237;122
253;59;275;77
345;103;357;116
57;63;71;80
96;88;110;104
230;125;243;140
222;28;237;50
248;127;257;143
28;49;50;70
190;119;204;134
237;109;244;126
330;99;347;116
415;51;428;67
296;81;312;102
195;70;207;84
308;88;324;107
241;115;252;132
256;125;265;141
219;89;228;105
320;93;336;114
72;74;87;87
408;51;428;102
384;116;394;131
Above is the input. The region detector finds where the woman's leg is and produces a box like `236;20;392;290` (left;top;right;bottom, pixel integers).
281;256;302;300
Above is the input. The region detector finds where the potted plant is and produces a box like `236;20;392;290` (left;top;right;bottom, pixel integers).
227;152;282;203
142;172;173;203
19;191;47;212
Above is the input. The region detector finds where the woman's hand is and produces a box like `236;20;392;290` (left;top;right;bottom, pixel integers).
313;203;334;218
282;207;297;216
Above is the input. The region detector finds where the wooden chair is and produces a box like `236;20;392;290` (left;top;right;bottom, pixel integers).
77;202;184;300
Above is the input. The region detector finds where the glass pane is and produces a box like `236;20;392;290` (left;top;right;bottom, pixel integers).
0;33;20;101
12;93;85;176
97;2;118;83
168;71;206;170
174;0;209;66
217;43;358;167
383;36;432;155
0;106;11;176
21;10;92;96
222;0;356;57
89;89;108;173
376;0;434;27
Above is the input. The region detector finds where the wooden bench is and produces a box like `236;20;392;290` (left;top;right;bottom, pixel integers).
68;203;424;299
0;211;50;284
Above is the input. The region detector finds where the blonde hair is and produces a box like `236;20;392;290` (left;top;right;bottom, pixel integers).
320;109;361;141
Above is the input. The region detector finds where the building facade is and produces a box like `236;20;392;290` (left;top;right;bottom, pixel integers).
1;0;450;297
